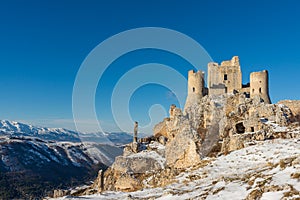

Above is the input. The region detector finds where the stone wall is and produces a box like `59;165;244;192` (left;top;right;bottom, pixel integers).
209;84;227;96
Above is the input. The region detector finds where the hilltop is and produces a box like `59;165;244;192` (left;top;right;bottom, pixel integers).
50;57;300;199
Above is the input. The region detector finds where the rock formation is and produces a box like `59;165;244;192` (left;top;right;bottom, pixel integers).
87;93;296;194
278;100;300;124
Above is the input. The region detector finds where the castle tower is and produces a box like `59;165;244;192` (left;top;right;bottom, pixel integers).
184;70;205;111
219;56;242;93
208;56;242;95
250;70;271;104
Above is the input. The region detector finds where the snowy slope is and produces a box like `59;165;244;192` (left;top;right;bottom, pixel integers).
0;135;123;199
0;136;123;171
56;138;300;200
0;120;126;199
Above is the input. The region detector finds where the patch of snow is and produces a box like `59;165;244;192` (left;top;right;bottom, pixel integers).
148;141;165;150
213;180;226;190
206;182;248;200
270;166;300;191
261;190;286;200
263;120;288;132
28;149;51;162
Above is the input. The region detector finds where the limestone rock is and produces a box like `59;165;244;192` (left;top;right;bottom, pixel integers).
165;126;202;168
158;135;167;145
153;118;169;139
53;189;69;198
114;174;142;192
92;170;103;193
278;100;300;123
163;95;222;168
154;106;188;141
112;150;165;174
227;135;245;151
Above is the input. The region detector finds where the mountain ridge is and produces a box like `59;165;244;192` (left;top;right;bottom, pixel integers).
0;120;129;199
0;119;134;145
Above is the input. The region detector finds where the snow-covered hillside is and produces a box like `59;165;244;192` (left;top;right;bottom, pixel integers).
0;120;127;199
56;138;300;200
0;136;123;170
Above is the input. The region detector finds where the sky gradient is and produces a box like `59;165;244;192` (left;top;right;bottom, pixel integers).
0;0;299;134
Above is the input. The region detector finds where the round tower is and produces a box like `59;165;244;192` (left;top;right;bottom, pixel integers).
184;70;205;111
250;70;271;104
187;70;204;96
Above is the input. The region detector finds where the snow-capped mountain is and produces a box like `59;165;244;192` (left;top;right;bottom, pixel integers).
0;120;80;142
0;120;134;145
0;120;125;199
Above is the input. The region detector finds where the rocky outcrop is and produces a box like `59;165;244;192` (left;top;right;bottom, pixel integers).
154;105;188;140
78;94;298;195
219;94;293;152
154;95;224;169
91;170;103;193
53;190;69;198
278;100;300;124
112;151;165;173
165;126;202;168
101;141;167;192
155;94;294;168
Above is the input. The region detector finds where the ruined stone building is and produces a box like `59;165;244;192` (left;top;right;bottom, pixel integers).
185;56;271;110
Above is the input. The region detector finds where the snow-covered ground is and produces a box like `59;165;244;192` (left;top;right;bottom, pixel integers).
56;138;300;200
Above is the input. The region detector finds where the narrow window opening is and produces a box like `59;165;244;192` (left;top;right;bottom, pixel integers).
251;127;255;132
259;88;262;93
224;74;228;81
252;89;255;93
192;87;195;92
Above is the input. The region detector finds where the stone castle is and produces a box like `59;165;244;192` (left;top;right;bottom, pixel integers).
61;56;300;197
185;56;271;110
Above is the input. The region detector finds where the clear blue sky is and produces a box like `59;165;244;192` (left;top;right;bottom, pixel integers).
0;0;299;134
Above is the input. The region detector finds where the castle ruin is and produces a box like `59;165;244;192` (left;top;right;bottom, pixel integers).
185;56;271;110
